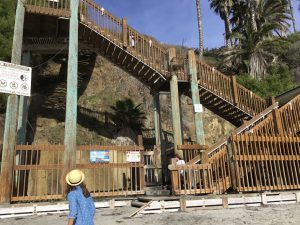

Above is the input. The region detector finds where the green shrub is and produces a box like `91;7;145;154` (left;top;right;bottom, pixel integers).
237;64;296;99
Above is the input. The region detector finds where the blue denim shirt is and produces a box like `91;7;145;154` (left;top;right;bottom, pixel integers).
67;186;96;225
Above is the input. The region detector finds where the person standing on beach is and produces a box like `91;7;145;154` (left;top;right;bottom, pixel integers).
66;169;96;225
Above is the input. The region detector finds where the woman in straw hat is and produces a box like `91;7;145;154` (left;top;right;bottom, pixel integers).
66;169;96;225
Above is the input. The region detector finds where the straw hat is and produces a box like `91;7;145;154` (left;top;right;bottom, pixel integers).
66;169;85;186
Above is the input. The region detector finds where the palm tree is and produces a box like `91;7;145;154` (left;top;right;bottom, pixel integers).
196;0;204;58
110;98;146;135
209;0;234;47
231;0;290;35
222;0;291;80
222;23;278;79
249;0;259;32
287;0;296;32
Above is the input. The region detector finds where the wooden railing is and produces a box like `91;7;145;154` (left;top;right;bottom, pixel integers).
207;146;231;194
11;144;144;202
197;61;234;103
79;0;168;76
279;94;300;135
232;134;300;192
169;146;231;195
188;103;279;165
169;159;213;195
197;60;267;117
236;84;267;116
80;0;123;44
24;0;70;17
252;94;300;136
178;144;207;163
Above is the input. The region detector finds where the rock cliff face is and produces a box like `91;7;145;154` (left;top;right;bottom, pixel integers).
1;53;235;148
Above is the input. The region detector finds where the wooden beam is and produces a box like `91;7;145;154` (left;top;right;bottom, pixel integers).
64;0;79;175
0;0;25;204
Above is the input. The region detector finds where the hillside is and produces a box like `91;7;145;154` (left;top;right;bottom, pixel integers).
22;53;234;147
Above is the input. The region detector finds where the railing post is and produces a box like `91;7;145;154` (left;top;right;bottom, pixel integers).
269;96;284;135
169;158;179;195
227;137;237;191
122;18;128;48
231;75;239;105
272;108;284;135
0;0;25;204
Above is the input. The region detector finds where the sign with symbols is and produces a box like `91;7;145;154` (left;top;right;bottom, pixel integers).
0;61;32;96
126;151;141;163
194;103;203;113
90;150;110;163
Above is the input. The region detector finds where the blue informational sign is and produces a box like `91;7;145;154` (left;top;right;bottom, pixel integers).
90;150;110;163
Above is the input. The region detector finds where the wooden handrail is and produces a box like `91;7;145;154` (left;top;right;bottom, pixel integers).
252;94;300;135
187;102;279;165
197;60;267;117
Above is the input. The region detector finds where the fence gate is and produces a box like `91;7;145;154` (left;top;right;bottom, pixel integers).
11;144;145;202
143;146;162;186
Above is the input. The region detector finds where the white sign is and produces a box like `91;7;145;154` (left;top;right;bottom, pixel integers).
194;104;203;113
0;61;32;96
126;151;141;163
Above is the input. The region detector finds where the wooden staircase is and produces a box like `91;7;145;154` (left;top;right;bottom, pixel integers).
23;0;267;127
21;0;300;196
184;94;300;194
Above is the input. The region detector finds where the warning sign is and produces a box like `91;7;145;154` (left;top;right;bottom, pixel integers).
126;151;141;163
0;61;32;96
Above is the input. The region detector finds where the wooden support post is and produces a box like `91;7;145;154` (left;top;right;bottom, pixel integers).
269;96;276;106
0;0;25;204
231;75;239;105
64;0;79;176
153;93;163;184
122;18;128;48
222;197;229;209
188;50;205;145
137;135;143;146
169;48;183;157
109;199;115;209
16;52;31;144
153;93;162;148
180;198;187;212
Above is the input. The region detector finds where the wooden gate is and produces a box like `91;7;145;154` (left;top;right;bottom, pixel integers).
143;146;162;186
11;144;145;202
232;134;300;192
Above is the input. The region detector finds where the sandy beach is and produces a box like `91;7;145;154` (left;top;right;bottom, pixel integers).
0;203;300;225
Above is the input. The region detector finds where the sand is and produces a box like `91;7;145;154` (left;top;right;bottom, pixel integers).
1;203;300;225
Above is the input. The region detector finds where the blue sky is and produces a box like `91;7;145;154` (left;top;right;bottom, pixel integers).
95;0;300;49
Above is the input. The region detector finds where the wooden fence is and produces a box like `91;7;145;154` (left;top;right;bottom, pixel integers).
11;144;144;202
232;134;300;192
169;159;213;195
169;144;230;195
